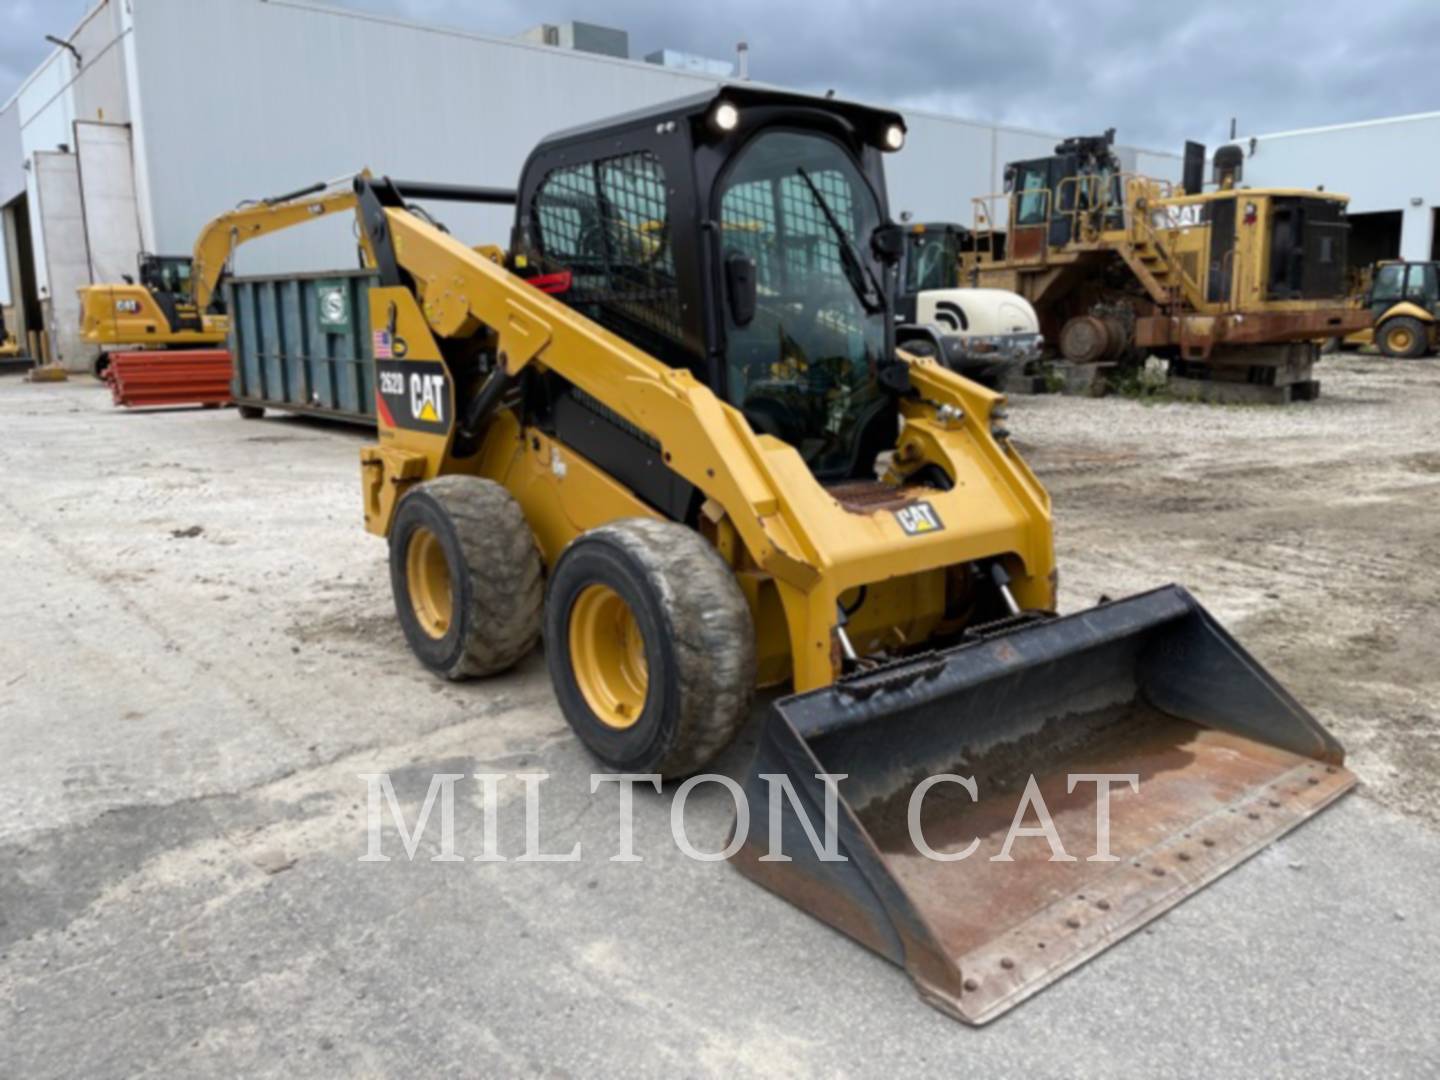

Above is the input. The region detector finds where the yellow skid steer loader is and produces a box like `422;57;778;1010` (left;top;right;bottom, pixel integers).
325;87;1352;1024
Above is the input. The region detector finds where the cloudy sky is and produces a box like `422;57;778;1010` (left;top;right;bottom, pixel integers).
4;0;1438;148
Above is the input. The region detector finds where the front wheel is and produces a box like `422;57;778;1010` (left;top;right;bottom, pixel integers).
389;476;543;679
1378;316;1428;359
545;518;755;779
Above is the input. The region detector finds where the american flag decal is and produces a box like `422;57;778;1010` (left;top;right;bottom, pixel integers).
373;329;392;359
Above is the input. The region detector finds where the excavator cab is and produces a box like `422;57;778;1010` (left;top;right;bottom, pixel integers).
136;253;207;332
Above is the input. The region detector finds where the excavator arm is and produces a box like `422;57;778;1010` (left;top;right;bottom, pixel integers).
189;175;365;312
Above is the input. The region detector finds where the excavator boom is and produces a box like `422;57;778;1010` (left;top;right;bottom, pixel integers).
189;177;361;312
79;176;362;351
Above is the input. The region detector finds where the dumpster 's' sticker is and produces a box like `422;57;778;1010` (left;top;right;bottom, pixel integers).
376;360;450;434
894;501;943;536
318;284;349;330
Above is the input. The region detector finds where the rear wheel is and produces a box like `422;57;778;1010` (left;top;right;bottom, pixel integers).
545;518;755;779
389;476;543;679
1378;316;1428;359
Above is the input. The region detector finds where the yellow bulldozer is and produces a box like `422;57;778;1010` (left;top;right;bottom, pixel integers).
962;133;1372;402
77;182;358;372
256;88;1353;1024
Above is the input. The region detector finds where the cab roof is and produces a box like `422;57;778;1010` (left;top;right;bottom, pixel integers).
531;84;905;154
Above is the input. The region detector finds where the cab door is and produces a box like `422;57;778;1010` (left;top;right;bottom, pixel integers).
1367;263;1406;321
1007;162;1052;262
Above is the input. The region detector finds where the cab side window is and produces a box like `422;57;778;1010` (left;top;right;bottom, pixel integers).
1371;264;1405;302
531;151;682;347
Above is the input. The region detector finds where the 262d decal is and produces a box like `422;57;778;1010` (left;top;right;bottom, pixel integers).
376;360;450;434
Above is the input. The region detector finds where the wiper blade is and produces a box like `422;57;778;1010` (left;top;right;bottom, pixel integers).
795;167;884;314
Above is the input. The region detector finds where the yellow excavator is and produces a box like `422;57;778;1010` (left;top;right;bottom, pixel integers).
77;181;358;371
261;88;1353;1024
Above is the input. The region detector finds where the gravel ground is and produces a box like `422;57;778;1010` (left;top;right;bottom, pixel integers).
1;355;1437;1077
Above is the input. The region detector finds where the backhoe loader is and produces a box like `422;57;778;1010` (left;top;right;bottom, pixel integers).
77;182;358;371
257;87;1352;1024
1345;260;1438;358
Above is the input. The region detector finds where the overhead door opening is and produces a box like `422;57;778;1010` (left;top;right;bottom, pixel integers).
3;193;43;348
1346;210;1403;279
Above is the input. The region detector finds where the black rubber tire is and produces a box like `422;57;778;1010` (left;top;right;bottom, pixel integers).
237;404;266;420
1378;316;1428;360
389;476;543;680
545;518;755;779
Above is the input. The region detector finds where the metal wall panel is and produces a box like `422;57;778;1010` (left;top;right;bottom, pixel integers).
33;151;90;368
75;121;142;284
0;106;23;208
126;0;1175;277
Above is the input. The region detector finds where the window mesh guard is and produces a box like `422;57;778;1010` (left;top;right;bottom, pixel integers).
532;151;683;343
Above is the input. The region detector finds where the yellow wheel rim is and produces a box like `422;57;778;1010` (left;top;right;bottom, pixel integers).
406;526;453;639
1388;326;1414;352
568;584;649;730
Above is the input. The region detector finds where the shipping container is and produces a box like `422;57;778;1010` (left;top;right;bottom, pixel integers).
227;269;377;424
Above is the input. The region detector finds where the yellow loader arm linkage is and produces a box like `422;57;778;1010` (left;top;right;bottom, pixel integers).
359;198;1054;693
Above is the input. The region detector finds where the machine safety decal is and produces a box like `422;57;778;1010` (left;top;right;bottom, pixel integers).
894;501;944;536
375;360;450;434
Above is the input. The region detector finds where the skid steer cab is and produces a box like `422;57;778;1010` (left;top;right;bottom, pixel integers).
350;85;1353;1025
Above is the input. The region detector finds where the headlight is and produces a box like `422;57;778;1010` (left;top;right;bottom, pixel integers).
712;102;740;132
883;123;905;151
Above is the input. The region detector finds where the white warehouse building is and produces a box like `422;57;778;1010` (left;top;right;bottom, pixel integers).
0;0;1185;370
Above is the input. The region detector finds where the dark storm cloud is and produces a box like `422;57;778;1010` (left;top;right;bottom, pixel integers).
4;0;1437;148
351;0;1440;148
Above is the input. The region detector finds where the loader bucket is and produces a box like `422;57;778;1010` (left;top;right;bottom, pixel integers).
732;585;1354;1025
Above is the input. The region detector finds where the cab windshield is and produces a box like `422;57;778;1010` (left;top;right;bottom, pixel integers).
141;257;194;299
718;130;888;479
903;229;961;294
